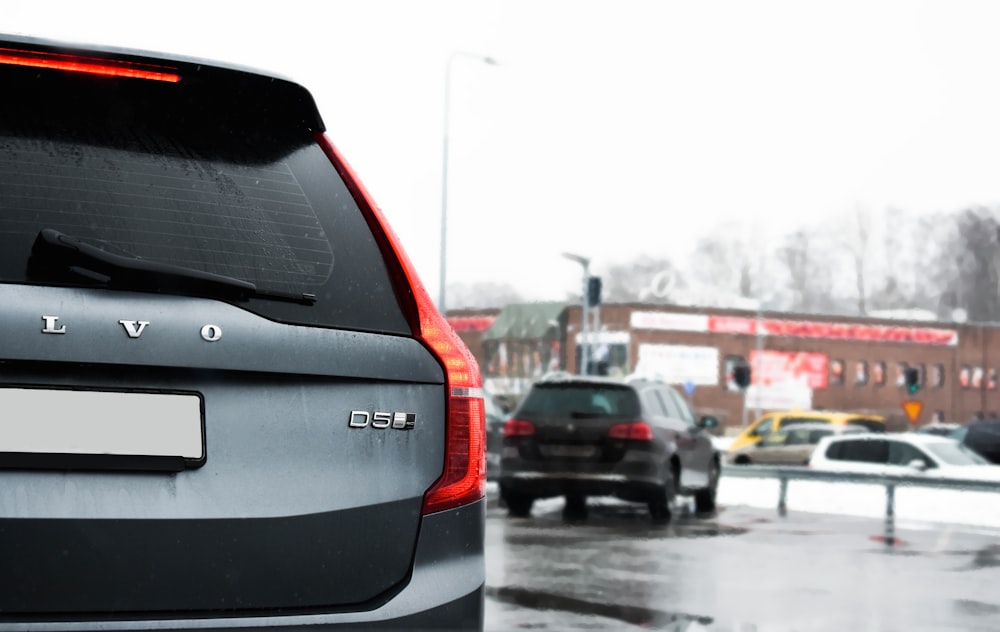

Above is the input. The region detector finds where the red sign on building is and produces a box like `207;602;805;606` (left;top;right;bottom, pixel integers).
749;350;829;389
705;315;958;346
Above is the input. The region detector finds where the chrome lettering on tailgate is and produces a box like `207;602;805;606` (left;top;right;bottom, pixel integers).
349;411;416;430
38;315;225;341
41;315;66;334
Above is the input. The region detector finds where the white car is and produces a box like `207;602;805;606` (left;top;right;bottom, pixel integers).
809;432;1000;482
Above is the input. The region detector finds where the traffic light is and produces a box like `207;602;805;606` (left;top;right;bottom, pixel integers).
904;367;920;395
587;276;602;307
733;364;752;389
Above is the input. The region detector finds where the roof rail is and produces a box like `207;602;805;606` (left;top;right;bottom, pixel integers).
539;371;574;382
625;372;665;385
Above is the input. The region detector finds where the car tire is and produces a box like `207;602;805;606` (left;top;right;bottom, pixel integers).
733;455;751;465
505;492;534;518
649;469;677;524
694;459;719;514
562;494;588;522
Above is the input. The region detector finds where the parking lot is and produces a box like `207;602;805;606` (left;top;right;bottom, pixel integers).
483;484;1000;631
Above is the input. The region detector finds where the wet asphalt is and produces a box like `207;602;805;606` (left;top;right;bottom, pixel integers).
483;491;1000;631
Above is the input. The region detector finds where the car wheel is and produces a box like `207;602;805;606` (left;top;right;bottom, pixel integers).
694;459;719;514
504;492;534;518
562;494;588;522
649;467;677;524
733;455;751;465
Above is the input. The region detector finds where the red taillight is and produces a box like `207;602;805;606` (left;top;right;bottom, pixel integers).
608;422;654;441
316;134;484;516
0;47;180;82
503;418;536;437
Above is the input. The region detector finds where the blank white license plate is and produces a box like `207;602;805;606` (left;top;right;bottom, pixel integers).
541;444;599;458
0;387;203;462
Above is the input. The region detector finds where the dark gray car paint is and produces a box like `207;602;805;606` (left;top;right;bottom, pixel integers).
0;284;449;612
0;501;485;629
1;284;441;382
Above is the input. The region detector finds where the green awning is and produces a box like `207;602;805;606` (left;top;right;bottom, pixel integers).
481;302;567;341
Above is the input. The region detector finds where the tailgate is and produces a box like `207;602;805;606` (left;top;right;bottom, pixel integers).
0;284;445;615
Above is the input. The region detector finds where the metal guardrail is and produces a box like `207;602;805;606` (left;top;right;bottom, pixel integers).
721;465;1000;546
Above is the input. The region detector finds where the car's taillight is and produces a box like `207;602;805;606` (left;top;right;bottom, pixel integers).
608;422;654;441
0;47;180;82
317;134;485;516
503;418;536;437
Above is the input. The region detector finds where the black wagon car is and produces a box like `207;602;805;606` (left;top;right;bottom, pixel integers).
0;35;485;630
951;420;1000;464
498;374;720;522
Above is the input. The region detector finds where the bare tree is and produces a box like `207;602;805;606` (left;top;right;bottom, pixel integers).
846;206;871;315
776;229;841;314
950;207;1000;322
599;255;681;303
686;228;758;301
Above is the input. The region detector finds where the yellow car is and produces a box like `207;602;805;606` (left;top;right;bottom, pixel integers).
727;410;887;454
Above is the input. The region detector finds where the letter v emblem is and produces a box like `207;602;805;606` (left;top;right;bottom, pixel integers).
119;320;151;339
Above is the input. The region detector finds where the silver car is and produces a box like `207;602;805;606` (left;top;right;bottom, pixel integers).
727;422;867;466
0;34;484;630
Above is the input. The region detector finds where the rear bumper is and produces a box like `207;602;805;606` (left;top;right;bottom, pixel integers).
0;500;485;632
498;455;667;501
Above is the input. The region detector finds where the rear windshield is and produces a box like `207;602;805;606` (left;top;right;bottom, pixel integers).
517;384;641;418
0;68;409;334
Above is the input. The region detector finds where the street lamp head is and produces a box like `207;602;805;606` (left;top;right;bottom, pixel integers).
449;52;499;67
561;252;590;267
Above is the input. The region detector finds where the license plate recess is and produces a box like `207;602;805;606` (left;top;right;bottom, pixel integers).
0;387;204;472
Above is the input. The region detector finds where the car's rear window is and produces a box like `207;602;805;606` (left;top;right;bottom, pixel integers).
0;68;409;334
517;384;641;417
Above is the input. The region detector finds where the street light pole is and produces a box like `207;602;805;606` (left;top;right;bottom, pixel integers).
439;52;497;314
562;252;591;375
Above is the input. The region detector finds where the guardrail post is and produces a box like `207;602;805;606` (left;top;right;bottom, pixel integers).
778;476;788;517
884;483;896;547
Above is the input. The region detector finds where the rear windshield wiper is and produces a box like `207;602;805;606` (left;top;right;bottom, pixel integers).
569;410;612;419
28;229;316;305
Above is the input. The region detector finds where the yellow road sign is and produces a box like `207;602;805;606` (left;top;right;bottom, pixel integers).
902;400;923;424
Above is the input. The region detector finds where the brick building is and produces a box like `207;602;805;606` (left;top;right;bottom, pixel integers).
450;303;1000;431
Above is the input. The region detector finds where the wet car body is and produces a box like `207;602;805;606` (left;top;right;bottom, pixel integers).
0;34;485;631
498;375;719;521
726;422;867;466
809;432;1000;481
728;409;887;454
485;393;509;479
950;420;1000;464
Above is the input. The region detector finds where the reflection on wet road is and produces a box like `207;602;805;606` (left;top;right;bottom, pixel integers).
484;495;1000;631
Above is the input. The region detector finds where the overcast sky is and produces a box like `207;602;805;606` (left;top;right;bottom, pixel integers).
9;1;1000;304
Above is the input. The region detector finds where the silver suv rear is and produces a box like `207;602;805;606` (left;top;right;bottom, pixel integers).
0;34;484;630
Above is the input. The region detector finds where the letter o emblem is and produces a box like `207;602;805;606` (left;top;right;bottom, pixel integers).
200;324;223;342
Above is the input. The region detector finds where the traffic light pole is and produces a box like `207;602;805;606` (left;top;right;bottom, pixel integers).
742;390;749;427
592;296;601;373
581;269;589;375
